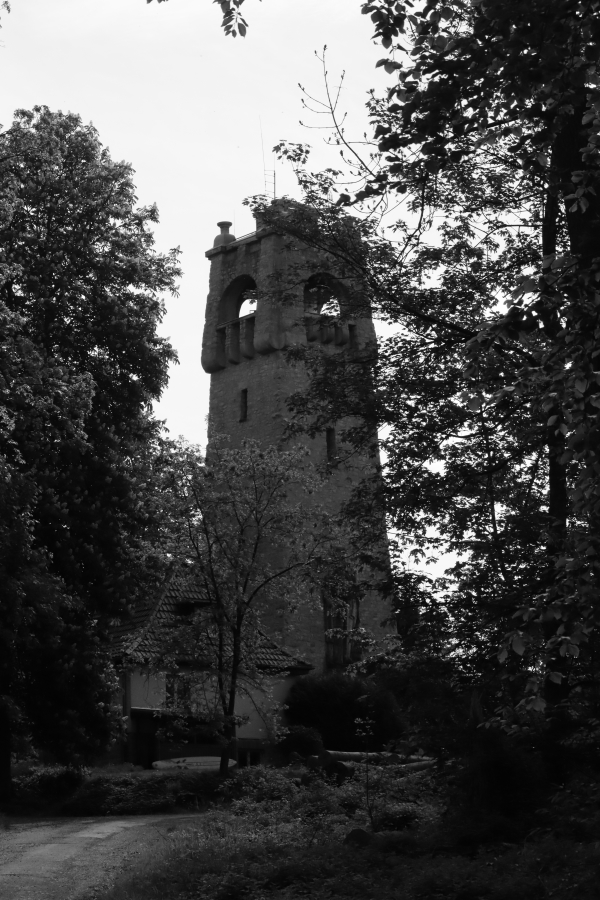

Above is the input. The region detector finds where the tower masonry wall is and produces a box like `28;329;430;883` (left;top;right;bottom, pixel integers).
202;222;391;671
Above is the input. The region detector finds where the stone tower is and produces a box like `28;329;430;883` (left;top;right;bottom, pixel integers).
202;206;390;670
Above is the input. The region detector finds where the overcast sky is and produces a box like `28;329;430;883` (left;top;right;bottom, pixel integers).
0;0;387;444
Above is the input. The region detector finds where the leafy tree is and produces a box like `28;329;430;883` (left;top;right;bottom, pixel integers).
357;0;600;716
0;107;180;795
152;437;345;774
237;0;600;733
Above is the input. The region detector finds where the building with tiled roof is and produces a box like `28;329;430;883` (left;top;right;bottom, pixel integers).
109;574;312;768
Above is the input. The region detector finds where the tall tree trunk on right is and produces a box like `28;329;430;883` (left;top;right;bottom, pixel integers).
0;706;12;801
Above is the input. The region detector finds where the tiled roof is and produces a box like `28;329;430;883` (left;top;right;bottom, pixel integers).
109;573;312;673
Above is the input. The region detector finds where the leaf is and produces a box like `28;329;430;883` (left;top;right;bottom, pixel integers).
548;671;563;684
529;696;547;712
511;277;538;300
512;634;526;656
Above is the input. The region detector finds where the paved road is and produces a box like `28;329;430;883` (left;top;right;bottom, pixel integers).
0;812;204;899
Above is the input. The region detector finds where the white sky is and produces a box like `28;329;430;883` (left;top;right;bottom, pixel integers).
0;0;388;444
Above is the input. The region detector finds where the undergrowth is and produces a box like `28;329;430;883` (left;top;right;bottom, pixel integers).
5;765;221;815
90;762;600;900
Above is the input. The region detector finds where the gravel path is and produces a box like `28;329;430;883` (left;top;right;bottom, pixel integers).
0;812;205;899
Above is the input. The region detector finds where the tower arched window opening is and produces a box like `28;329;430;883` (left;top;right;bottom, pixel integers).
238;290;257;319
218;275;258;324
304;273;344;319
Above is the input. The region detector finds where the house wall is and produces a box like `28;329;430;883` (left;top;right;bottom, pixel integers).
236;674;297;741
129;669;166;710
117;668;299;767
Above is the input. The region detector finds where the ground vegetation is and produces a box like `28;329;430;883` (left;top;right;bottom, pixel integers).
86;761;600;900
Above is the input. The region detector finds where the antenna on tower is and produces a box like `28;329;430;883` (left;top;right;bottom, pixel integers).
260;118;276;200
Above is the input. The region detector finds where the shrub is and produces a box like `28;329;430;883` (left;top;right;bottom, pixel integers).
368;651;470;757
60;769;223;815
13;765;87;803
285;673;404;751
461;727;546;817
277;725;323;759
219;765;300;803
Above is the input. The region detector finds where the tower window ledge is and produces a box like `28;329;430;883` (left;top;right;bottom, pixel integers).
217;313;255;328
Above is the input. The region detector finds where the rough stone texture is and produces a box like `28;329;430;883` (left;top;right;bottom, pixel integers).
202;220;391;671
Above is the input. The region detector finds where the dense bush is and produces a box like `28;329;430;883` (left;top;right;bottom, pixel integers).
60;769;222;815
362;650;471;757
12;765;88;804
219;765;301;804
277;725;323;759
462;728;547;817
285;673;404;750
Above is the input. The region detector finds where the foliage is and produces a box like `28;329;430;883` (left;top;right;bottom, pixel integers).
356;0;600;714
57;768;222;816
358;640;469;756
11;764;88;805
150;437;344;771
234;0;600;735
285;672;405;750
92;762;600;900
276;724;324;759
0;106;180;794
147;0;251;37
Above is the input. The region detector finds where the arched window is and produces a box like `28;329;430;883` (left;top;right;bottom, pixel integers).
238;290;257;318
304;273;345;319
304;273;348;344
218;275;258;324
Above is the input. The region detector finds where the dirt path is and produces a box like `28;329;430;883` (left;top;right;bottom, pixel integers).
0;812;205;900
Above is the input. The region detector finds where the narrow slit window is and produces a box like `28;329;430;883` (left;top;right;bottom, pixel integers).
240;388;248;422
326;426;337;461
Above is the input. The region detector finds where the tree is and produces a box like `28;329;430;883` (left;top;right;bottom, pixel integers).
0;107;180;794
239;0;600;729
147;0;251;37
148;0;600;724
152;437;348;774
357;0;600;716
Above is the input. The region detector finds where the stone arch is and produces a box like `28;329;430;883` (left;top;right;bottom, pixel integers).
218;275;257;324
303;272;346;318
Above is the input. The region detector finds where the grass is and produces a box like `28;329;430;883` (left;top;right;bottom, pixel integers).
89;762;600;900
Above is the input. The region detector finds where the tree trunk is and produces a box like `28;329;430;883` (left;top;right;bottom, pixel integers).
0;706;12;801
219;725;237;776
553;105;600;262
541;160;568;559
546;423;568;556
540;146;571;703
